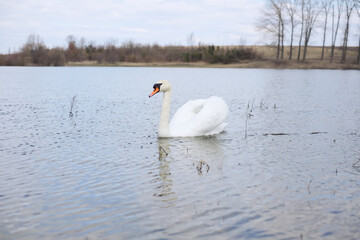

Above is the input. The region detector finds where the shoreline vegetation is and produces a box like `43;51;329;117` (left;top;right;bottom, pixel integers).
1;35;359;70
65;58;360;70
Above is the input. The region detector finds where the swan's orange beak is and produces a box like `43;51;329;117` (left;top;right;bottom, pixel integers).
149;87;160;98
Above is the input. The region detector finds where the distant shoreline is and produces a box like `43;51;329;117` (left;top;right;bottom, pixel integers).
2;43;359;70
66;60;360;70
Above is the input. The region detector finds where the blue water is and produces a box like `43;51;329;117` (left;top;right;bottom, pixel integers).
0;67;359;239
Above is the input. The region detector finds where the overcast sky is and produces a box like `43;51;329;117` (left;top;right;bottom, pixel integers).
0;0;359;53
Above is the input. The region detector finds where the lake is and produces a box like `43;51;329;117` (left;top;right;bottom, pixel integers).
0;67;359;239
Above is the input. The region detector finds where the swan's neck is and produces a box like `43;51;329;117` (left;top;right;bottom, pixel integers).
159;90;171;137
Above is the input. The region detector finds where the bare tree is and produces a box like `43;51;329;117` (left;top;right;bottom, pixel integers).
104;39;119;63
187;32;195;61
358;35;360;64
283;0;299;60
187;32;195;47
21;34;47;65
257;1;280;58
357;5;360;64
341;0;357;63
269;0;286;59
257;0;286;59
66;35;78;62
302;0;320;61
78;37;87;61
321;0;333;60
278;0;286;59
79;37;86;49
66;35;76;46
330;0;344;62
297;0;306;60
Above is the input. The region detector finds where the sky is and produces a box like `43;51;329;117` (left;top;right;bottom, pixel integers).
0;0;262;53
0;0;359;54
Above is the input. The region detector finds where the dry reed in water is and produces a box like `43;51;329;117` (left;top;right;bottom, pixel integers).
69;95;77;117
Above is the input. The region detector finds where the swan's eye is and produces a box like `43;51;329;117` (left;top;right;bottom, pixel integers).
153;83;162;90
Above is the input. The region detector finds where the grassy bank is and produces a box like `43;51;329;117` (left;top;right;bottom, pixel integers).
67;59;360;70
66;45;360;69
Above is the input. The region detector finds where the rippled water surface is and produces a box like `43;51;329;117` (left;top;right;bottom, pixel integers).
0;67;359;239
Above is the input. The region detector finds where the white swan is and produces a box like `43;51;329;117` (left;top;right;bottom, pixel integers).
149;80;229;137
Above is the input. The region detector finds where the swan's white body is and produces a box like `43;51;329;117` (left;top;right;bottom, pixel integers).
150;80;229;138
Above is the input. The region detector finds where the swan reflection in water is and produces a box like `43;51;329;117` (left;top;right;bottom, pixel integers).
153;136;225;204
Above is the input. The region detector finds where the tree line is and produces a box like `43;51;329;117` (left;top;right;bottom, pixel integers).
0;34;260;66
1;0;359;67
258;0;360;63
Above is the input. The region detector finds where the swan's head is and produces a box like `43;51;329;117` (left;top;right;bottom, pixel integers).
149;80;171;98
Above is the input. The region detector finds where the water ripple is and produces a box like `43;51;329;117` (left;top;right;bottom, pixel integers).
0;67;359;239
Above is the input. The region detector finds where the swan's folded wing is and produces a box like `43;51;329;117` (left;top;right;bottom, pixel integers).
169;99;206;136
170;96;229;137
189;96;229;135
